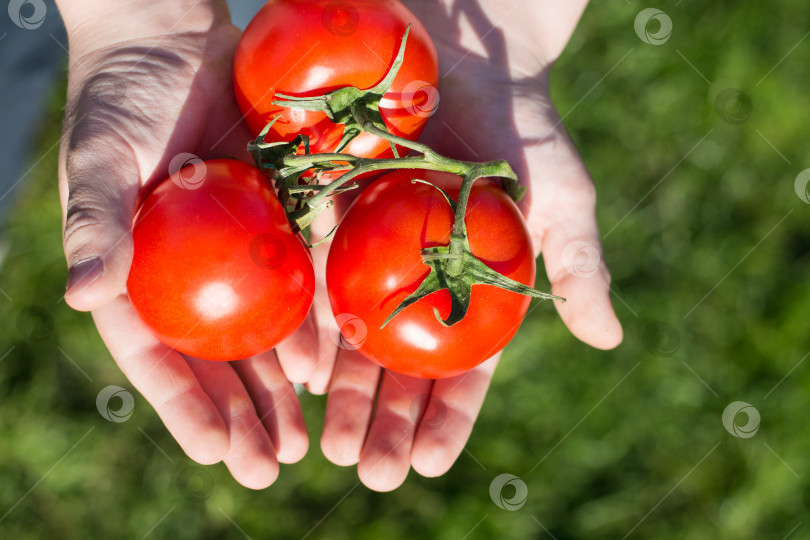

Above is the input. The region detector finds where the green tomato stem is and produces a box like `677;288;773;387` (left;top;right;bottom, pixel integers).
282;107;520;278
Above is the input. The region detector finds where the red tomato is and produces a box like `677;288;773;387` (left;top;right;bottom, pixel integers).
326;170;536;379
127;159;314;361
233;0;439;159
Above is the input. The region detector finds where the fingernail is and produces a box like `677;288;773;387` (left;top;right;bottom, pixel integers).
66;257;103;295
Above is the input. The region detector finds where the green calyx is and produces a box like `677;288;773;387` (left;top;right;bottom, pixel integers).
382;245;565;328
246;25;563;328
273;25;412;155
381;179;563;329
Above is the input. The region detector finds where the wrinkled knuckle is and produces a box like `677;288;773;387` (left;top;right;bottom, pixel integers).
63;144;137;231
63;199;108;252
84;72;130;108
154;384;198;413
70;72;131;119
374;410;413;429
228;406;260;430
65;98;123;149
64;48;195;142
67;109;127;155
65;79;150;157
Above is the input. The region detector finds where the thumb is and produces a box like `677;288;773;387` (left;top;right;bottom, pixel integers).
61;140;138;312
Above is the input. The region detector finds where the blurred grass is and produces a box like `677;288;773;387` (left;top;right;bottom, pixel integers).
1;1;810;539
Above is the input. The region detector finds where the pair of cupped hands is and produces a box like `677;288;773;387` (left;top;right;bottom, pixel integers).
57;0;621;491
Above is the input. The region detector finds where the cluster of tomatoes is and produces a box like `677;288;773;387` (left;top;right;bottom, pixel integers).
127;0;541;379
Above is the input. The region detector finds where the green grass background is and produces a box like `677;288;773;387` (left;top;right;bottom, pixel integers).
1;1;809;539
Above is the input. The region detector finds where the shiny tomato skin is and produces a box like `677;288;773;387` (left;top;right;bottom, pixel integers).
326;170;536;379
233;0;439;159
127;159;314;361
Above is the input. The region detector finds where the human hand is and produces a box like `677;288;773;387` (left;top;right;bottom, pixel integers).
311;0;622;491
57;0;315;488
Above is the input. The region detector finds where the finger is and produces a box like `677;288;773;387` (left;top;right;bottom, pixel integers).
305;299;339;394
60;131;139;312
274;314;319;384
186;358;279;489
524;126;623;350
358;372;433;492
232;352;309;464
91;296;229;465
539;177;623;350
411;355;499;478
303;210;341;394
320;349;381;466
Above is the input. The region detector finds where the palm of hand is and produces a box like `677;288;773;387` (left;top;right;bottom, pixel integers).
418;10;622;349
308;0;622;491
61;25;307;489
61;1;621;493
